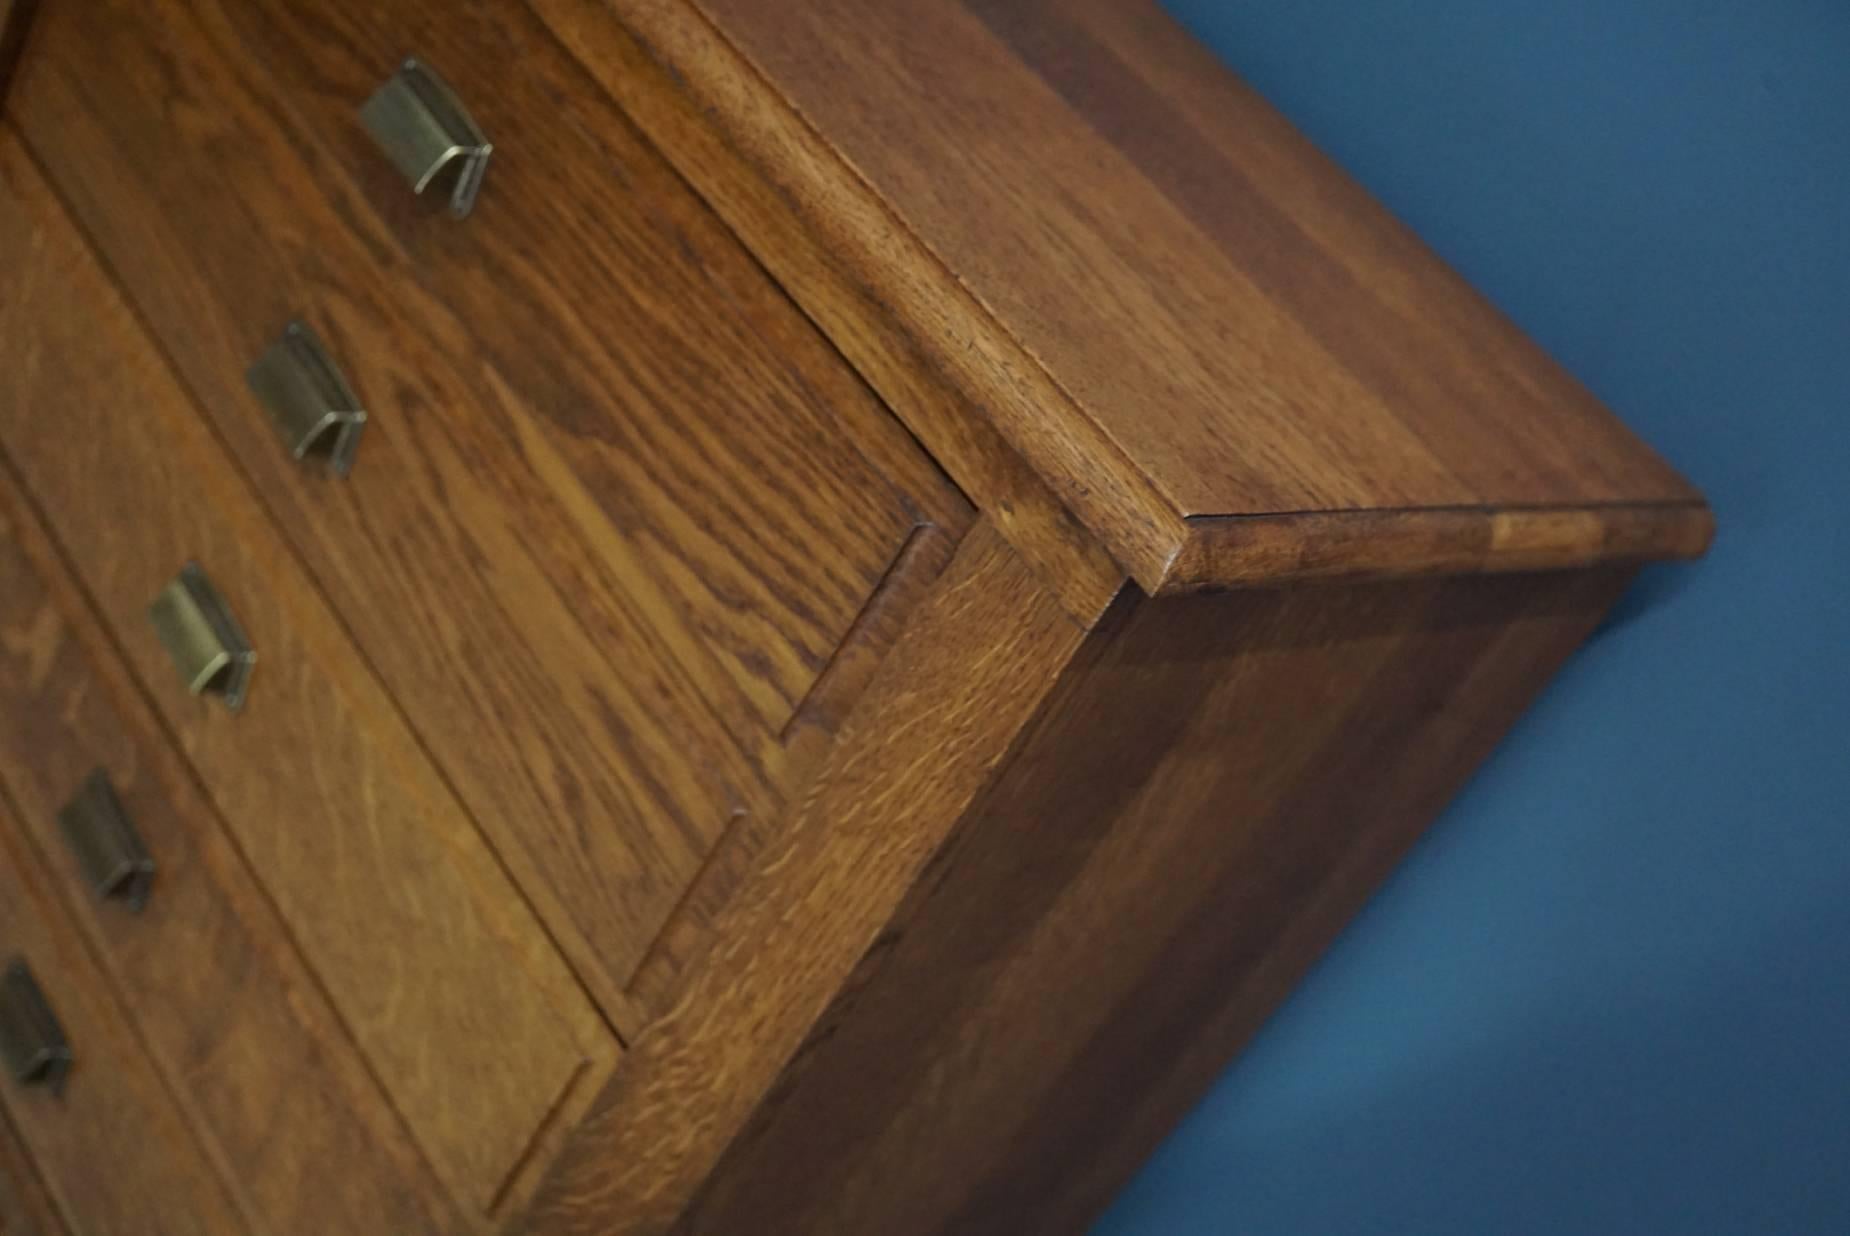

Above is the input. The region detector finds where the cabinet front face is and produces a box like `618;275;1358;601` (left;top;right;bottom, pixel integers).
4;0;970;1022
0;132;618;1225
0;524;473;1233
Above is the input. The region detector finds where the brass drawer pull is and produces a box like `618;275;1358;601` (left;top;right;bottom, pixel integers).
149;563;256;712
58;771;156;913
0;961;72;1096
361;57;492;218
247;321;368;477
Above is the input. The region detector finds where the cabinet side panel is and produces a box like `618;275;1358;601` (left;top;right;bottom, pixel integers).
680;567;1635;1235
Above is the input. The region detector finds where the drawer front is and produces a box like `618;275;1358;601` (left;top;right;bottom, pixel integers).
0;812;249;1236
0;135;616;1220
6;0;970;1003
0;517;465;1231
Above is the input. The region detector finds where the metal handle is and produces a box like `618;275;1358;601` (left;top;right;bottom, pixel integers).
361;57;492;218
247;321;368;476
149;563;256;712
58;771;156;913
0;961;72;1096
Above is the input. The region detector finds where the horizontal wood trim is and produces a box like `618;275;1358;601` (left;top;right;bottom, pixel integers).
1165;501;1715;592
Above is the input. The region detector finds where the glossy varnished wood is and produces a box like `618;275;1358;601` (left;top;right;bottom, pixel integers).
0;133;614;1222
674;568;1635;1235
4;0;969;1011
522;522;1095;1234
0;497;465;1234
0;802;251;1236
0;3;1719;1232
535;0;1711;592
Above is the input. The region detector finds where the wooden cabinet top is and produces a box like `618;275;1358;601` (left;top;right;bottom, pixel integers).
538;0;1712;595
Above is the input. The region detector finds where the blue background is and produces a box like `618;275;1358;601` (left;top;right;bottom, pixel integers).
1098;2;1850;1232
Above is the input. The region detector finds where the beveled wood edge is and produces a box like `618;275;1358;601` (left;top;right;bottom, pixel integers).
536;0;1713;600
1163;500;1716;593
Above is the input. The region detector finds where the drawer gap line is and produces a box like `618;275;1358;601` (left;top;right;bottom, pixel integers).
0;453;477;1233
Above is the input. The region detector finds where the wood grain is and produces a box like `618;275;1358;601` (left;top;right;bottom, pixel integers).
1175;503;1714;589
0;132;615;1220
534;0;1710;592
530;0;1127;625
0;499;466;1233
4;0;967;1008
519;521;1099;1234
0;1107;63;1236
628;520;964;1019
0;801;252;1236
674;567;1634;1235
209;0;971;738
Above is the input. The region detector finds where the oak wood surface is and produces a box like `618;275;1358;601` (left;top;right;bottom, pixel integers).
520;521;1098;1234
211;0;972;739
0;499;466;1234
0;801;252;1236
4;0;968;1011
536;0;1711;592
530;0;1128;625
628;519;965;1019
1172;503;1716;590
675;567;1634;1235
0;132;614;1220
0;1107;62;1236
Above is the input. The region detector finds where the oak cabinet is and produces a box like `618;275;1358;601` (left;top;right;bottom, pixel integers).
0;2;1708;1233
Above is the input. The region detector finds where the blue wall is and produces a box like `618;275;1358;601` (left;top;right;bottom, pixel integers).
1099;3;1850;1232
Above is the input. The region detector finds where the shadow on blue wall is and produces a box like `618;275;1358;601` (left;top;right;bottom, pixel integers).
1099;3;1850;1232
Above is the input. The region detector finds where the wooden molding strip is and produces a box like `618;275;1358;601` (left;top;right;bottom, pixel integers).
1169;501;1715;591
